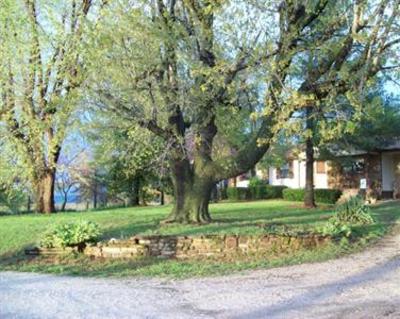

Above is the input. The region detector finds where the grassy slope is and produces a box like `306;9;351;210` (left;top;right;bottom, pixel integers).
0;200;399;278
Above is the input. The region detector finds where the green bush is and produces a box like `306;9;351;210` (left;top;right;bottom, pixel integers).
315;189;343;204
227;185;286;201
318;196;374;238
282;188;304;201
0;187;27;214
250;185;287;200
226;187;250;201
334;196;375;224
40;220;102;251
248;177;266;188
282;188;342;204
318;219;353;237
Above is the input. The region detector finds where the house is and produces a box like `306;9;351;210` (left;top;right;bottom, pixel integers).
268;142;400;199
269;156;329;189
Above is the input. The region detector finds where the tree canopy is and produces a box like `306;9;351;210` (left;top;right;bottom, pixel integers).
87;0;400;222
0;0;399;221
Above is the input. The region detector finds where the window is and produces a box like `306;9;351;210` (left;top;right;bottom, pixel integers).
277;161;293;179
316;161;326;174
343;159;365;174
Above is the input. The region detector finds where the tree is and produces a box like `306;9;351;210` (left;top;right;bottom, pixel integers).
56;169;79;212
304;106;317;208
334;97;400;152
90;0;400;223
79;168;105;210
86;111;168;207
0;141;31;213
0;0;105;213
299;85;400;207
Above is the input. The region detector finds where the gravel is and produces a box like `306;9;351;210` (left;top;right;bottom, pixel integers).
1;231;400;319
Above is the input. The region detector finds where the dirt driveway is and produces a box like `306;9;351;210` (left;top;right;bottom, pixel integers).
1;231;400;319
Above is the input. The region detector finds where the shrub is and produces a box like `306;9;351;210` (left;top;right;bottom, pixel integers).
40;220;102;251
0;187;27;214
248;177;266;188
318;219;353;237
250;185;287;200
334;196;375;224
282;189;304;202
282;188;342;204
226;187;250;201
227;185;287;201
318;196;374;238
315;189;343;204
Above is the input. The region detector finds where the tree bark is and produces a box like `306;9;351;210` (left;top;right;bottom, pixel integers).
160;190;165;206
304;106;316;208
128;178;140;206
135;178;141;205
35;170;56;214
61;193;68;212
165;159;213;224
93;188;98;210
27;196;31;213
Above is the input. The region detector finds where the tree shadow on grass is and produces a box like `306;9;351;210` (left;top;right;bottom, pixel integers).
213;208;331;223
101;221;160;239
104;209;334;237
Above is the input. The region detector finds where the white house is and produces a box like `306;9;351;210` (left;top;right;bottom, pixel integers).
268;157;329;189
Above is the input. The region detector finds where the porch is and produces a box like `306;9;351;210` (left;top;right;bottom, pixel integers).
381;152;400;198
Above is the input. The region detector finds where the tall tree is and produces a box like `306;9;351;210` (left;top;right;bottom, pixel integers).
91;0;400;223
304;106;316;208
300;85;400;207
0;0;104;213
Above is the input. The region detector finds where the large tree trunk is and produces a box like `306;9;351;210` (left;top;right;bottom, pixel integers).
304;107;316;208
166;159;213;224
35;170;56;214
169;181;213;223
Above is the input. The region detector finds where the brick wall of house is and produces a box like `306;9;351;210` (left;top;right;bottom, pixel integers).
328;154;382;194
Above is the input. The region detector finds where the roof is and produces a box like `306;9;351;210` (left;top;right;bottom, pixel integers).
332;140;400;157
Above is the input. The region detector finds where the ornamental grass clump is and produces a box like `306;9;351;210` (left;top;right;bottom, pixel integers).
319;196;375;237
40;220;102;252
334;196;375;225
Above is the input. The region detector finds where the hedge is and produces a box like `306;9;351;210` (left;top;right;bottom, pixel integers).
226;187;251;201
227;185;287;201
282;188;342;204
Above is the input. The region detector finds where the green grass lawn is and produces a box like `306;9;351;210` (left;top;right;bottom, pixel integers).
0;200;399;278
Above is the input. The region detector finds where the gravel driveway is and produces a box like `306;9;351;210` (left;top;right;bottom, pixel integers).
1;231;400;319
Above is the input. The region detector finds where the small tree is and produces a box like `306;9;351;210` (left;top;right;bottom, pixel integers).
86;111;168;207
56;169;79;212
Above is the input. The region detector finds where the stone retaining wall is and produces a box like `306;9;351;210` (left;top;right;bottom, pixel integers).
83;234;332;259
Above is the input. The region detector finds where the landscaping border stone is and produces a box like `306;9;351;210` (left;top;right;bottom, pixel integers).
26;234;332;260
25;247;77;256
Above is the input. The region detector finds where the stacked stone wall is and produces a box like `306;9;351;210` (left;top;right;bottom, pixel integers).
82;234;332;259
